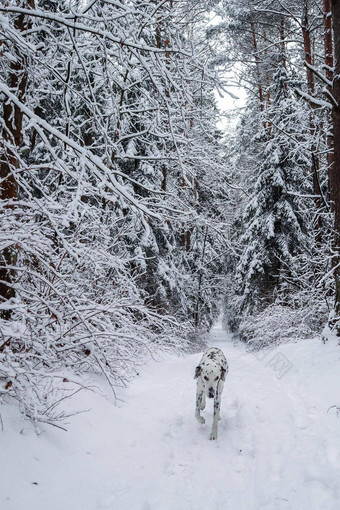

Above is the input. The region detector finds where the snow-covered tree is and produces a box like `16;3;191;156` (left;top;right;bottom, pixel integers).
235;69;311;312
0;0;229;427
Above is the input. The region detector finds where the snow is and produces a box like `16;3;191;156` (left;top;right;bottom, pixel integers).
2;323;340;510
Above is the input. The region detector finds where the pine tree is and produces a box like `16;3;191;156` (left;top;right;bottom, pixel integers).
235;67;313;316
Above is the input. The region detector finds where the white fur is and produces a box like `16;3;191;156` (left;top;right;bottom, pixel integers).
194;347;228;440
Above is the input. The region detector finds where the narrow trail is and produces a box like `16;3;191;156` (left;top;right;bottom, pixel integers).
2;324;340;510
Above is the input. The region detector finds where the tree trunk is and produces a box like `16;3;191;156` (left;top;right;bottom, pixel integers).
0;2;34;315
323;0;335;207
250;22;265;115
194;226;208;328
302;1;315;95
263;30;272;135
324;0;334;83
280;16;287;70
302;0;323;240
330;0;340;326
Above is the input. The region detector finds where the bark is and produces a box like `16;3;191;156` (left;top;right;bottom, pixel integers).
161;165;167;192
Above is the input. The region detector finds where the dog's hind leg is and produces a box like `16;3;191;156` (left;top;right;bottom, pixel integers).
217;381;223;420
195;386;205;424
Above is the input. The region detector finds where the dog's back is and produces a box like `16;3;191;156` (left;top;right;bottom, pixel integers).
200;347;228;374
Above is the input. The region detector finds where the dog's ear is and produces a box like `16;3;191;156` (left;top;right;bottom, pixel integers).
194;365;202;379
220;367;226;381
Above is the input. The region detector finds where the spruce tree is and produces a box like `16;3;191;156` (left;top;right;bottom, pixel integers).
235;67;313;316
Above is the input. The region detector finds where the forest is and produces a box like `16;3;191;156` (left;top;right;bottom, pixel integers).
1;0;340;430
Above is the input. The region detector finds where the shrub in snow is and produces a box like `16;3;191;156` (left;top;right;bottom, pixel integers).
240;292;329;350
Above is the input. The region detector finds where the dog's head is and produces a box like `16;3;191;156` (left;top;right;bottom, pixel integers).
194;363;226;398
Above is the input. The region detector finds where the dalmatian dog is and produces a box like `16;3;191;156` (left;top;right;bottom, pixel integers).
194;347;228;440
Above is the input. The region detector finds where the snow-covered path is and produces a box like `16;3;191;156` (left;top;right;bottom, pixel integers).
2;325;340;510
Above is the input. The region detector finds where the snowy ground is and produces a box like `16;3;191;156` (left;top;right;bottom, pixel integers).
2;323;340;510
